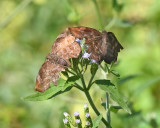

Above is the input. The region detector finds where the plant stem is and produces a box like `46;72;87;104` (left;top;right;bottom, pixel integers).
75;60;111;127
80;75;87;90
74;83;84;91
67;69;77;76
84;90;111;127
80;75;111;127
106;92;111;127
92;0;104;29
87;73;96;90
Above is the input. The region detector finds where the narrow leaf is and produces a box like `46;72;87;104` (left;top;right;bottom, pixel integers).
133;76;160;99
23;78;66;101
110;106;122;113
95;80;131;114
49;86;73;99
118;74;138;85
22;86;63;101
110;70;120;78
92;114;103;128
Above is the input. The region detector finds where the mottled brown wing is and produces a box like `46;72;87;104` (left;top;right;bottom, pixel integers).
101;31;123;64
35;28;81;92
51;28;81;61
69;27;123;64
69;27;101;42
69;27;103;62
35;60;65;92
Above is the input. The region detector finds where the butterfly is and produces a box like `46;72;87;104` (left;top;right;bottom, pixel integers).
35;27;123;92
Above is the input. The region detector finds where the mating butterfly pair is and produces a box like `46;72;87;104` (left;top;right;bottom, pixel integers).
35;27;123;92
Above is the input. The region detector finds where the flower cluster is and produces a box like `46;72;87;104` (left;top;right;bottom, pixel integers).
75;38;98;64
63;103;93;128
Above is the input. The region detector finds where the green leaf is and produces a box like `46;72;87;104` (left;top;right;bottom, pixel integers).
91;63;98;75
92;114;103;128
118;74;138;85
49;86;73;99
72;58;79;71
110;106;122;113
132;76;160;99
22;86;63;101
114;19;132;28
22;78;66;101
62;76;80;91
95;80;131;114
110;70;120;78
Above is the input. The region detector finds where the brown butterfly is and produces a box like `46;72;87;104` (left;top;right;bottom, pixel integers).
35;27;123;92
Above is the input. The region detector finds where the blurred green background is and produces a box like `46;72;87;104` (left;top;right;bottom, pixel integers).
0;0;160;128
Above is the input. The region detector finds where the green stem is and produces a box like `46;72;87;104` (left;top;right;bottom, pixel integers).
84;90;111;127
67;69;77;76
92;0;104;29
80;75;87;90
87;73;96;90
106;92;111;127
105;13;117;30
80;74;111;127
74;83;84;91
74;60;111;127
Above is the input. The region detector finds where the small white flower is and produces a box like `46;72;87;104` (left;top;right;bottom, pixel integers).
85;113;90;118
64;112;69;117
76;119;81;124
82;52;91;60
63;118;68;124
90;59;98;64
74;112;79;117
84;103;88;108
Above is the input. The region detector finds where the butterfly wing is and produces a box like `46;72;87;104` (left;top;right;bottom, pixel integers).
51;28;81;61
101;31;123;64
69;27;101;41
35;28;81;92
69;27;123;64
69;27;103;63
35;60;65;92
